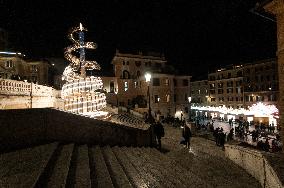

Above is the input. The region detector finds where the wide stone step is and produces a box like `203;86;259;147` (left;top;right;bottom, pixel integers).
46;144;74;188
89;146;114;188
0;143;58;188
133;148;182;187
148;148;212;188
74;145;91;188
136;147;186;188
102;146;133;188
112;146;149;188
167;148;260;188
122;147;163;188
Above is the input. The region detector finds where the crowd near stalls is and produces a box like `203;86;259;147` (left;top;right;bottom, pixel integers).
193;114;282;153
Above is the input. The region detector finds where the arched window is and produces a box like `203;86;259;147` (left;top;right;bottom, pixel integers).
122;70;130;79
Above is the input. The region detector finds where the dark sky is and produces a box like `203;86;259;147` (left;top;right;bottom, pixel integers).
0;0;277;78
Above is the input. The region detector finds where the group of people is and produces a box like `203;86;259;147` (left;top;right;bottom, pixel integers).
233;120;282;152
256;135;282;152
150;114;282;153
213;127;226;149
151;118;193;151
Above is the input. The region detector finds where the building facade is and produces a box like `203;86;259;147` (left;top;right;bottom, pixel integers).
194;59;278;110
191;79;209;106
243;59;278;108
208;64;244;109
0;52;50;85
105;50;191;119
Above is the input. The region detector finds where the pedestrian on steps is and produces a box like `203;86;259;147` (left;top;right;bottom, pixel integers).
182;121;192;150
154;120;165;150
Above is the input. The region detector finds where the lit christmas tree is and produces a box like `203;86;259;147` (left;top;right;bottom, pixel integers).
61;23;107;117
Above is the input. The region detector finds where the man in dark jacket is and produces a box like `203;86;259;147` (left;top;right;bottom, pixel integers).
154;120;164;150
183;123;192;150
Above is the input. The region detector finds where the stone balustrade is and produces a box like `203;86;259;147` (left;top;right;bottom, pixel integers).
0;79;63;109
0;79;59;97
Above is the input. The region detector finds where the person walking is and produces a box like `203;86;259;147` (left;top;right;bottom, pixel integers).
183;122;192;151
154;120;164;150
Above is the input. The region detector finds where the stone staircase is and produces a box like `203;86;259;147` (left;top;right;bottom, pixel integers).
0;142;261;188
111;113;149;130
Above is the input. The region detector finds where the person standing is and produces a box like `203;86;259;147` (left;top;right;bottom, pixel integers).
183;122;192;150
154;120;164;150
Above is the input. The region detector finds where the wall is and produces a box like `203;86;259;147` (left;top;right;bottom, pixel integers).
0;108;152;151
225;144;283;188
0;79;62;110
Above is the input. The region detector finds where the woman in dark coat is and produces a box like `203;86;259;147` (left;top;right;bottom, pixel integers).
183;124;192;149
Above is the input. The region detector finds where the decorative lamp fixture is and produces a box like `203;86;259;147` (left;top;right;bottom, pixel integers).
145;72;151;82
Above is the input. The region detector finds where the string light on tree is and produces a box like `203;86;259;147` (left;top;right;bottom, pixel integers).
61;23;107;117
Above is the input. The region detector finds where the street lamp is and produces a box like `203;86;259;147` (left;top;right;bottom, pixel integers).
188;96;192;121
145;72;154;123
114;90;118;107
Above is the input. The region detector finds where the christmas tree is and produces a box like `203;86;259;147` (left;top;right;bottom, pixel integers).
61;23;107;117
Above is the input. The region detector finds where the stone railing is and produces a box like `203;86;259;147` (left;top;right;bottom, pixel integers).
0;79;59;97
225;144;283;188
0;79;31;96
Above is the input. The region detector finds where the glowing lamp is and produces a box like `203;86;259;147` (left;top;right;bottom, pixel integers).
188;97;192;103
145;73;151;82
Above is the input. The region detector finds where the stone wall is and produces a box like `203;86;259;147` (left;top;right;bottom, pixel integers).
0;108;152;151
0;79;62;110
225;144;283;188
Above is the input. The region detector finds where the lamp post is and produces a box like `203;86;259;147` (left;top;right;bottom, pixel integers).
114;90;118;107
145;72;154;123
188;96;192;121
30;81;33;108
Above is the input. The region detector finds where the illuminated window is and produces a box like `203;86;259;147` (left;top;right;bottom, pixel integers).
134;81;138;88
124;81;128;91
166;94;170;102
154;95;159;103
165;78;169;86
5;60;13;68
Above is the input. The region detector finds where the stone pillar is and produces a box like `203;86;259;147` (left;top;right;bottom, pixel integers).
265;0;284;149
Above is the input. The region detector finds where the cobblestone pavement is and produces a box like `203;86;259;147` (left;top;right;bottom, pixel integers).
160;124;261;188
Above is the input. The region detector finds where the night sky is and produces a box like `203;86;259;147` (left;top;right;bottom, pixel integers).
0;0;277;78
